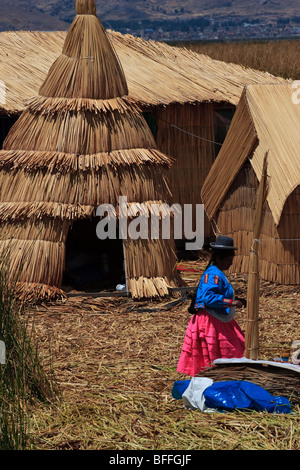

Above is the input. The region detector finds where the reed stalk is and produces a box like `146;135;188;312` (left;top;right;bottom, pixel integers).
244;151;269;359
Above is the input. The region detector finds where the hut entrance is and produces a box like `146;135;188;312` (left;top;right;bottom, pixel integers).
63;218;125;292
0;115;19;148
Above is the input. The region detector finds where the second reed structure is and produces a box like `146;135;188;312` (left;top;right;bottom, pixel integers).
202;83;300;285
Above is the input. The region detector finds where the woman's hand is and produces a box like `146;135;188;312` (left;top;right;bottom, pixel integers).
232;299;244;308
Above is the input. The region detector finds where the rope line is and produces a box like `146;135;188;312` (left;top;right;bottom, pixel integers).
155;115;224;146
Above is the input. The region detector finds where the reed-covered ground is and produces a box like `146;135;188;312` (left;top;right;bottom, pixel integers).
26;259;300;451
171;39;300;80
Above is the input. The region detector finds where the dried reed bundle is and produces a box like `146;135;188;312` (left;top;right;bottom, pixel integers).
124;238;177;278
0;238;66;285
40;12;127;100
76;0;96;15
0;219;69;243
14;282;66;302
245;152;269;360
0;164;172;207
0;201;95;221
25;95;137;115
0;148;173;173
3;107;159;155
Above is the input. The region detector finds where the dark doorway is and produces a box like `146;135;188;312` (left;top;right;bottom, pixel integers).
63;218;125;292
0;115;19;148
213;105;235;157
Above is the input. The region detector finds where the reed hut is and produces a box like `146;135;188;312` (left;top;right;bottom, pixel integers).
201;83;300;285
0;29;287;243
0;0;183;301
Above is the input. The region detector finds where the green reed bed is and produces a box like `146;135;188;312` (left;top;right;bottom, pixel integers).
0;256;57;449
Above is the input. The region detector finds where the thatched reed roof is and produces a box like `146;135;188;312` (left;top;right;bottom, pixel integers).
0;0;181;300
201;83;300;227
0;29;287;115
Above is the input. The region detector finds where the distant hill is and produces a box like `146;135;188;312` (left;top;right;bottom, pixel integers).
0;0;70;31
95;0;300;23
0;0;299;33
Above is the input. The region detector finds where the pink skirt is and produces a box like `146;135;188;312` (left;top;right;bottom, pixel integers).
177;309;245;377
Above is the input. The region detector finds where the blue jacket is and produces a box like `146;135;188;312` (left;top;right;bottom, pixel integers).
194;264;234;316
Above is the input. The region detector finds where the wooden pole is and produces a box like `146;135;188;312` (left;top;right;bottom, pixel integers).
122;239;129;294
244;151;269;359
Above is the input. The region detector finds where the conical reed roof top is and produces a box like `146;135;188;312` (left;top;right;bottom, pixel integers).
40;0;128;100
76;0;96;15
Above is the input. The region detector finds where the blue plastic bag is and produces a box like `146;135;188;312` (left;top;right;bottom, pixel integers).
203;380;292;414
172;380;191;399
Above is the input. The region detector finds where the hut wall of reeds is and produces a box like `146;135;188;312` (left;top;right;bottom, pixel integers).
0;0;183;301
201;84;300;285
155;103;215;238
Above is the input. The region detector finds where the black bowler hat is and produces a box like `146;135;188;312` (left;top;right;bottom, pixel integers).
210;235;237;250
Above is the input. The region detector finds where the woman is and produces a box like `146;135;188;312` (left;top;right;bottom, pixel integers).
177;235;245;377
